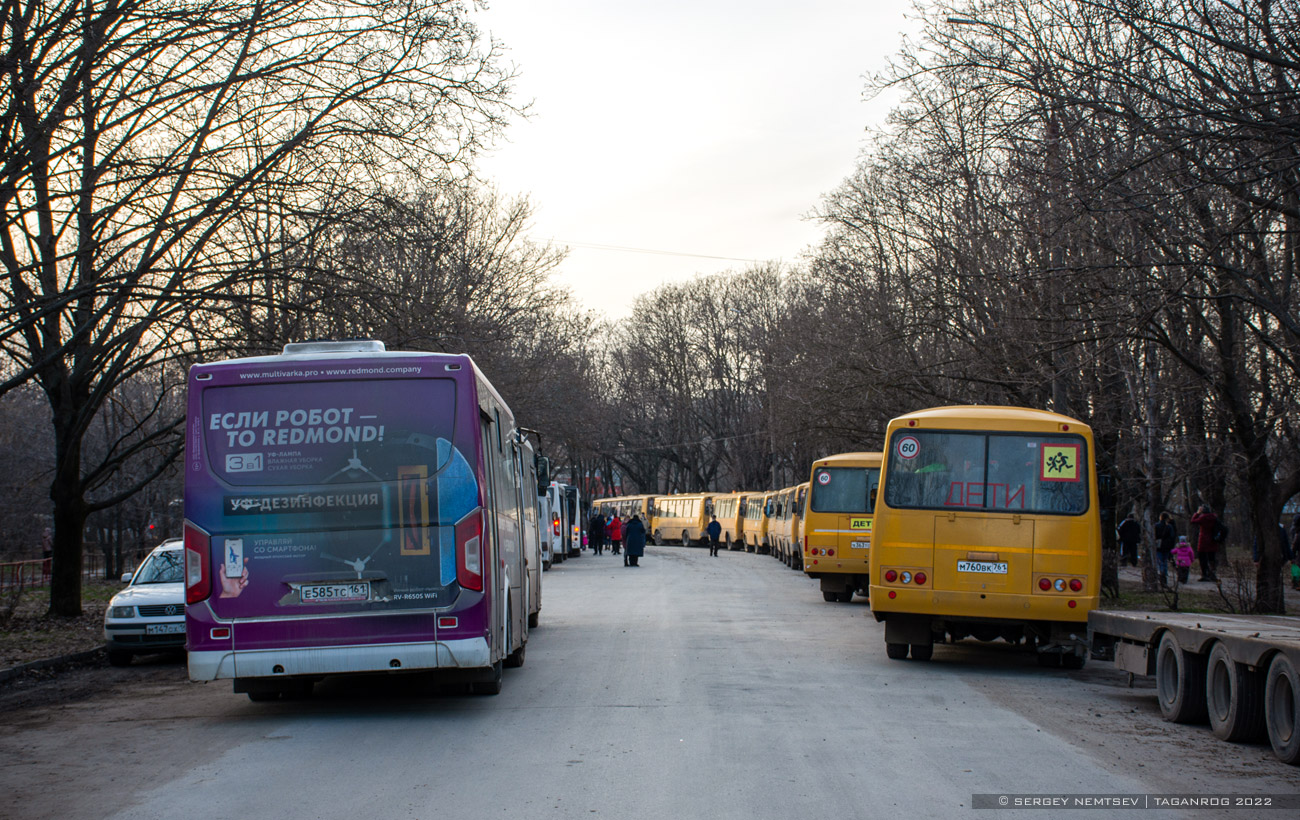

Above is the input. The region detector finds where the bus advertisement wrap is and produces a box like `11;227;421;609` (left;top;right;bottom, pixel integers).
194;378;479;619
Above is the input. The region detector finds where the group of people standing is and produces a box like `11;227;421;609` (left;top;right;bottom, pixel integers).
587;510;646;567
1117;505;1300;588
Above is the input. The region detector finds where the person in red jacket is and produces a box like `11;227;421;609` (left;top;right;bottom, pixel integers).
607;514;624;557
1189;505;1221;582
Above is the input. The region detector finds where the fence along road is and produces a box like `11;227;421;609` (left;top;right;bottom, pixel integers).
4;546;1297;820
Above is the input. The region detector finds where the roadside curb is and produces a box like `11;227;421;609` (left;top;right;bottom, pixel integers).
0;647;104;685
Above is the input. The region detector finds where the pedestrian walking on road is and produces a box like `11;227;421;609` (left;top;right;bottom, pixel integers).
624;515;647;567
707;515;722;557
589;510;606;555
1190;505;1222;582
1153;511;1177;588
608;514;623;557
1117;512;1141;568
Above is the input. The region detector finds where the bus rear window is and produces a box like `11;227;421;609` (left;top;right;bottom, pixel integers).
884;431;1088;515
810;467;880;514
202;379;456;486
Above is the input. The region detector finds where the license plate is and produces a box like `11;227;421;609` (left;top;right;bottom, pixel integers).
957;560;1008;574
300;582;370;603
145;623;185;635
850;540;871;549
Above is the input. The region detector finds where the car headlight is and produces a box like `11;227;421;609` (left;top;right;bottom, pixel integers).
108;606;136;619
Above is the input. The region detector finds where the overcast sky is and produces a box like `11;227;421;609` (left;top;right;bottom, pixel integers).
471;1;921;319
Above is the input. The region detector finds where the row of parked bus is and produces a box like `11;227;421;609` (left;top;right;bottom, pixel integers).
595;405;1103;668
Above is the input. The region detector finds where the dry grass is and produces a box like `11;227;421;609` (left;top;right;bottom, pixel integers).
0;580;118;669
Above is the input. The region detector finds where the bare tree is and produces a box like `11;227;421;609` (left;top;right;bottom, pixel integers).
0;0;516;614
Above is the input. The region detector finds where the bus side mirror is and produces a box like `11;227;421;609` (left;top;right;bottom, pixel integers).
535;456;551;491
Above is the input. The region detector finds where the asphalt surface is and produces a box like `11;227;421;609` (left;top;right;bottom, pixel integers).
3;545;1298;820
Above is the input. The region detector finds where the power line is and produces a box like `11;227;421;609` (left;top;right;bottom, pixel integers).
553;239;760;264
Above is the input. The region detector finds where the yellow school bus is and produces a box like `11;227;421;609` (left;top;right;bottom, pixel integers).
745;493;773;553
711;492;745;550
593;495;655;523
803;452;883;602
652;493;715;546
869;406;1101;666
769;483;809;568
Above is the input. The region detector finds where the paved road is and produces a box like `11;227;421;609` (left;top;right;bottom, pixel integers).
3;546;1297;820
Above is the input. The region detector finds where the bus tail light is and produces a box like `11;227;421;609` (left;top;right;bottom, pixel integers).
552;515;561;537
1038;577;1051;591
914;572;926;585
184;523;211;605
884;569;898;583
1069;578;1083;592
457;510;484;592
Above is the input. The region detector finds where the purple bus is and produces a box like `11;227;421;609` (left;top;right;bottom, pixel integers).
184;341;531;699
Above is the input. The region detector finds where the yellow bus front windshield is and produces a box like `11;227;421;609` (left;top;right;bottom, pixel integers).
884;431;1089;515
810;467;880;514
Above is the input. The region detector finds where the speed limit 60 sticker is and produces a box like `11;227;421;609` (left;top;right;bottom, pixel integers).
895;435;920;459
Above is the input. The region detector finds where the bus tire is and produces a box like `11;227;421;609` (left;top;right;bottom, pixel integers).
528;611;539;629
681;531;691;547
505;641;526;669
1206;641;1265;742
1265;653;1300;764
1037;652;1062;668
1062;652;1086;670
470;661;503;695
886;642;909;660
823;590;838;602
910;643;933;661
837;589;854;603
653;530;662;546
1156;631;1207;724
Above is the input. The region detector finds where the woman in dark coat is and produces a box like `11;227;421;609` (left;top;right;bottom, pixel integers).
624;514;647;567
1189;505;1220;582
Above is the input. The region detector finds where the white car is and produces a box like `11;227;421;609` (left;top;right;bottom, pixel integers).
103;539;186;666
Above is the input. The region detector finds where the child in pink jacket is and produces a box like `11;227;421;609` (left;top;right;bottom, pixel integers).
1171;536;1195;585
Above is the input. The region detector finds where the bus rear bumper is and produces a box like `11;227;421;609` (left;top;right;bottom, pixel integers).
188;637;491;682
868;586;1096;623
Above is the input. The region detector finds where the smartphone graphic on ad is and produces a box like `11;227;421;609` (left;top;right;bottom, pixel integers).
224;538;244;578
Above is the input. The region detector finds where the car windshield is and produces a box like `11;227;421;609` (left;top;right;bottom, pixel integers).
133;549;183;584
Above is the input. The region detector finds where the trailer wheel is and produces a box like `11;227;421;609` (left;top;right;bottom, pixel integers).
1156;631;1207;724
1265;653;1300;764
885;642;909;660
1205;641;1265;742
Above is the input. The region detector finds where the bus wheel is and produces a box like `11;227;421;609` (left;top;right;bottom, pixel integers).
1207;641;1265;742
681;532;691;547
470;661;504;695
528;611;539;629
910;643;933;661
1156;631;1207;724
1037;652;1062;668
653;530;662;545
1265;653;1300;764
886;642;909;660
506;641;526;669
837;589;854;603
823;590;838;602
1062;652;1086;670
